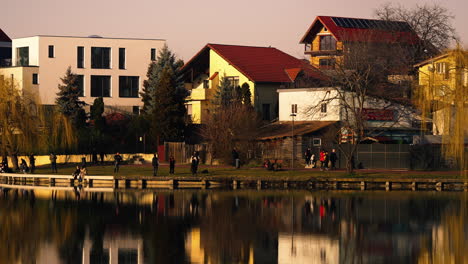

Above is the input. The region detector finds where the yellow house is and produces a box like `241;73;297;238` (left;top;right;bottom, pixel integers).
181;43;325;124
414;50;468;135
299;16;420;69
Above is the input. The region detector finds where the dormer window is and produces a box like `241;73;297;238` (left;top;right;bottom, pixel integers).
320;35;336;51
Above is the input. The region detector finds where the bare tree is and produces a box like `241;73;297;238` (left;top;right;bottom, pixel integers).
374;3;458;53
305;37;417;173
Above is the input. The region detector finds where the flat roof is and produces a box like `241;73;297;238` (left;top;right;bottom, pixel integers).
13;35;165;41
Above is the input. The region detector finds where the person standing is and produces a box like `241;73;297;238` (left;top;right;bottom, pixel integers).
324;151;330;171
100;151;106;165
330;149;338;170
50;152;58;173
311;153;317;168
232;148;239;168
152;153;159;176
29;153;36;174
81;156;87;168
92;149;98;165
169;155;175;174
304;148;312;166
319;150;325;171
114;152;123;173
190;152;199;176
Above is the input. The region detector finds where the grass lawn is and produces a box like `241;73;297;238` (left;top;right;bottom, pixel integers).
32;162;466;180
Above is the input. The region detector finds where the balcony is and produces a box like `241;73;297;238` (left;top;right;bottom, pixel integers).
188;88;209;101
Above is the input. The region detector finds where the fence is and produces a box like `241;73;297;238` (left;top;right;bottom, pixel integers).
164;142;209;164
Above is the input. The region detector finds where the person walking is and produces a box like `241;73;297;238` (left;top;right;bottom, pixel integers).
169;155;175;174
152;153;159;176
330;149;338;170
114;152;123;173
20;158;29;173
311;153;317;168
29;153;36;174
190;152;199;176
92;149;98;165
50;152;58;173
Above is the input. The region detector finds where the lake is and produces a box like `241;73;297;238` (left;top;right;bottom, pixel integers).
0;188;466;264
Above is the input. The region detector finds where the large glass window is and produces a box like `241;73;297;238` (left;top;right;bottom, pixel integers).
77;46;84;68
16;47;29;66
91;75;111;97
151;48;156;61
76;75;84;96
119;76;139;97
319;35;336;50
91;47;111;69
32;73;38;84
119;48;125;69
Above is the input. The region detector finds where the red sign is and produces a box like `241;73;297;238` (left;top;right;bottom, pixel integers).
362;109;394;121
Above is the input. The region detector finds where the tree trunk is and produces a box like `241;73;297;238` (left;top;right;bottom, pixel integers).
11;153;19;171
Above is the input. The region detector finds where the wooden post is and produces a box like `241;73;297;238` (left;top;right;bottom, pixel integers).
88;179;94;188
113;180;119;189
49;178;55;187
385;181;391;191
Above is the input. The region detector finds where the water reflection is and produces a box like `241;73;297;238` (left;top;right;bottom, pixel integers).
0;188;466;264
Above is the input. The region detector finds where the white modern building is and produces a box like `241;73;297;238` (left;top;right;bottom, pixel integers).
6;35;166;113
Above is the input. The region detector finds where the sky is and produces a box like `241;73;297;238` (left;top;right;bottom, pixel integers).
2;0;467;61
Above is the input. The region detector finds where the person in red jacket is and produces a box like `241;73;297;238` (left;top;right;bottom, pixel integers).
319;150;326;171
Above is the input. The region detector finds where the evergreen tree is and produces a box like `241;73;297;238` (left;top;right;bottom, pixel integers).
241;82;252;105
56;67;86;128
213;77;235;107
151;66;187;142
90;97;105;131
141;44;184;117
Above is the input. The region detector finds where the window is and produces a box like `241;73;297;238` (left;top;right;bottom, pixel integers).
77;46;84;68
132;106;140;115
119;76;139;97
319;35;336;50
203;80;209;88
151;48;156;61
16;47;29;66
76;75;84;96
262;104;270;120
91;75;111;97
48;45;54;58
313;138;322;146
119;48;126;69
186;104;193;119
91;47;111;69
32;73;38;84
321;103;327;113
291;104;298;114
319;59;335;69
225;76;239;87
435;62;449;80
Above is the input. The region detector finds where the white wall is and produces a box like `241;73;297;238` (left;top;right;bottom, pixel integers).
12;36;166;109
278;88;416;129
278;88;341;121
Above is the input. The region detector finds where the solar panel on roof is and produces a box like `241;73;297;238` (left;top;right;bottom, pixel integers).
331;16;412;32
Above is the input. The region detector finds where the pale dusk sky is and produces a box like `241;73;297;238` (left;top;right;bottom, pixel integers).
2;0;467;61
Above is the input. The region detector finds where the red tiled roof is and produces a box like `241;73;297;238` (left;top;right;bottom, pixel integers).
182;44;326;83
300;16;420;44
0;28;11;42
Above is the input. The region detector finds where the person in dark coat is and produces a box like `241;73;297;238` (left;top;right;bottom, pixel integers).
169;155;175;174
304;148;312;166
114;152;123;173
232;148;240;168
330;149;338;170
92;149;98;165
324;151;330;170
81;156;87;168
190;152;199;176
50;152;58;173
20;159;29;173
100;151;106;165
29;153;36;174
152;153;159;176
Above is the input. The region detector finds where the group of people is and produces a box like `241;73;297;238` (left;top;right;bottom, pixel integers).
0;154;36;174
304;148;338;170
72;165;87;182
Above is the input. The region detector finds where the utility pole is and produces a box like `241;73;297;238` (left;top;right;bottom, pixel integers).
291;104;297;171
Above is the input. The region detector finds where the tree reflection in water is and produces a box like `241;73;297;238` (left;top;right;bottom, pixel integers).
0;188;466;264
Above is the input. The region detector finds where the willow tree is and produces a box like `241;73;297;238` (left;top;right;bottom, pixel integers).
415;46;468;172
0;78;46;169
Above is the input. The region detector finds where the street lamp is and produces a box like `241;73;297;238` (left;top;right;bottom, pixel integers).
291;104;297;170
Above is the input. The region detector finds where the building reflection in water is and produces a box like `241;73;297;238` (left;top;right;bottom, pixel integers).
0;187;466;264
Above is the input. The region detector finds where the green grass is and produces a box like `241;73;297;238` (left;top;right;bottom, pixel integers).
32;163;466;180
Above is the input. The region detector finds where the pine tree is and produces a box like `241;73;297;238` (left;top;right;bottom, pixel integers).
241;82;252;105
141;44;184;117
90;97;105;131
151;66;187;142
213;77;234;107
56;67;86;128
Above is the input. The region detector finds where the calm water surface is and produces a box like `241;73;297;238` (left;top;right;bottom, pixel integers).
0;187;466;264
